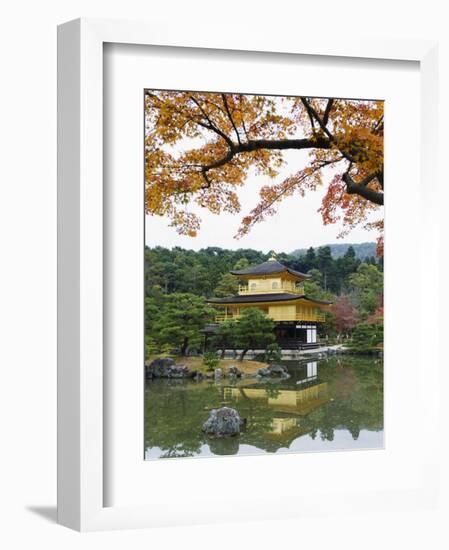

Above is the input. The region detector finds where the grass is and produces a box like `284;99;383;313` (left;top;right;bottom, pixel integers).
147;355;268;375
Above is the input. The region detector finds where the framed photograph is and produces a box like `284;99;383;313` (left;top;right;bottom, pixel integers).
58;18;440;531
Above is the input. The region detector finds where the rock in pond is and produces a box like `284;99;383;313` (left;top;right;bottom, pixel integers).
202;407;245;437
145;357;191;379
227;365;242;378
214;367;223;380
256;364;290;379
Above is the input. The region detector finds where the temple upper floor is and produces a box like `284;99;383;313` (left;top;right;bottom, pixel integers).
230;257;310;296
238;277;305;295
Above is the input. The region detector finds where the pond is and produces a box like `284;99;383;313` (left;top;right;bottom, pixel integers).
144;355;383;459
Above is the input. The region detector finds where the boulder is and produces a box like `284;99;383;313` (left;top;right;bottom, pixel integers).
256;367;270;377
227;365;242;378
207;436;240;455
202;407;245;437
256;364;290;379
145;357;191;379
167;364;190;378
214;368;223;380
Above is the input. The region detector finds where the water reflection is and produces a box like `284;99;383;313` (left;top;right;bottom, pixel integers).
145;356;383;459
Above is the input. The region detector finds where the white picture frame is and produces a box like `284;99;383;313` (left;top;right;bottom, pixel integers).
57;17;440;531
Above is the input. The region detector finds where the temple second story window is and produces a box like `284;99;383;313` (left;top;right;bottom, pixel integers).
271;281;279;289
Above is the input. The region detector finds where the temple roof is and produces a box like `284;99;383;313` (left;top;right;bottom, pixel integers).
230;259;310;279
207;293;332;305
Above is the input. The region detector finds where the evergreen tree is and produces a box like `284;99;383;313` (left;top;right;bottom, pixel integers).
348;323;383;353
213;273;239;297
151;293;213;355
304;247;316;270
232;309;275;361
348;263;383;319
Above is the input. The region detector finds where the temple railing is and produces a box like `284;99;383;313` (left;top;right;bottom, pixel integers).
238;283;305;295
214;311;326;323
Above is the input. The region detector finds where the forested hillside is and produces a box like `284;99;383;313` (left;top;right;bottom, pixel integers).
291;242;376;260
145;245;384;356
145;244;382;297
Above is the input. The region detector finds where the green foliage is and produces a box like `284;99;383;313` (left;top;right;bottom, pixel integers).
291;242;377;261
211;319;238;357
209;309;276;361
319;309;337;338
213;272;239;297
348;323;383;353
202;351;220;371
233;257;250;271
147;293;213;355
144;245;383;354
232;309;276;361
145;244;382;298
264;343;282;364
160;343;174;356
145;246;266;297
145;336;159;359
348;263;383;319
303;270;334;301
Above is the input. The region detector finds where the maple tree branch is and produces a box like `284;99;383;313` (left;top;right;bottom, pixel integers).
300;98;334;141
342;171;384;205
221;94;242;145
238;159;340;234
373;115;384;135
323;99;334;126
301;97;357;164
376;169;384;189
303;102;316;132
241;117;250;140
201;136;331;174
189;96;234;149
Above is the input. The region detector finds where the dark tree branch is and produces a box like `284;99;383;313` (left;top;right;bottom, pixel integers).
201;136;331;174
189;96;234;149
300;98;334;142
376;169;384;189
147;92;383;208
301;97;356;164
323;99;334;126
373;115;384;135
303;101;316;132
241;117;250;140
342;171;384;205
221;94;242;145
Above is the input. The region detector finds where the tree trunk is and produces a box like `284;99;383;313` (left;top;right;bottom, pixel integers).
239;349;248;361
180;337;189;356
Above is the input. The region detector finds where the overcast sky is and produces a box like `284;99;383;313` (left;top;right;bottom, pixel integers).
145;148;380;253
145;93;383;253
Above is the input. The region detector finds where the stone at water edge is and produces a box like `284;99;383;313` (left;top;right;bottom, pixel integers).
145;357;174;379
202;407;245;437
256;364;290;378
214;368;223;380
145;357;191;379
228;365;242;378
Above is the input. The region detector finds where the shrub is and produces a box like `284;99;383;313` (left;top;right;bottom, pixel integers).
348;323;383;354
202;351;220;371
145;336;160;360
265;343;282;364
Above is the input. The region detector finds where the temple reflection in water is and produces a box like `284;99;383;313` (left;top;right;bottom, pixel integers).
144;356;384;459
224;362;329;444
